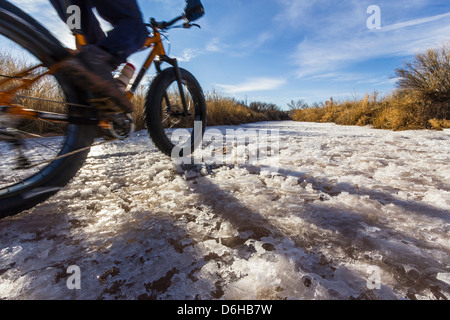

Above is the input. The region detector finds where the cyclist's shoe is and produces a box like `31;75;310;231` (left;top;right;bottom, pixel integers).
60;45;133;113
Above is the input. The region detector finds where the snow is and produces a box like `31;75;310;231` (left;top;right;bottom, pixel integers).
0;121;449;300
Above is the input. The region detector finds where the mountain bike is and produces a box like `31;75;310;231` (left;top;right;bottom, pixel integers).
0;0;207;218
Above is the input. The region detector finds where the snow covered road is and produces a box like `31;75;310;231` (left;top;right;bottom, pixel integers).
1;121;449;300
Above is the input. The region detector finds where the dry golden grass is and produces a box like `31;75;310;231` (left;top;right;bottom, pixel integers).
293;93;384;127
130;85;147;131
293;91;450;131
293;43;450;131
428;118;450;130
204;90;269;126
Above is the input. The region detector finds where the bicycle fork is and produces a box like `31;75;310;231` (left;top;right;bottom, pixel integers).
156;56;191;117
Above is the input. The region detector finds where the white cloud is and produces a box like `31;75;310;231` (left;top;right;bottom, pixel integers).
291;11;450;78
274;1;450;78
206;38;222;52
274;0;317;26
175;48;198;62
238;31;273;51
381;12;450;32
216;77;286;94
209;31;274;58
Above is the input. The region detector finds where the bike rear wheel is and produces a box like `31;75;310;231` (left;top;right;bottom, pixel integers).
145;67;207;158
0;2;96;218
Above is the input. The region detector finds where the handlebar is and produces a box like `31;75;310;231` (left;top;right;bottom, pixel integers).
148;15;200;30
149;15;183;29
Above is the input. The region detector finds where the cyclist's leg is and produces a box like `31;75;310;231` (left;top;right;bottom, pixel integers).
61;44;134;113
90;0;148;64
51;0;146;112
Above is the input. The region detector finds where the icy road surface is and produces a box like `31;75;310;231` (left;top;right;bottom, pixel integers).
1;121;449;300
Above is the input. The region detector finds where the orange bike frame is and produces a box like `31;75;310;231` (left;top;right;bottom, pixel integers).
127;30;167;98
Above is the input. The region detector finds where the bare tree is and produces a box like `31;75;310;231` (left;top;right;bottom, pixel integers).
287;99;309;111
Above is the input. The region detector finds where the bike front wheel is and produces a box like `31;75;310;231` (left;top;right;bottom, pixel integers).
145;67;207;158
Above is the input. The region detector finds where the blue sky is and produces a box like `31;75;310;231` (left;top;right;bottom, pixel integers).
10;0;450;110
